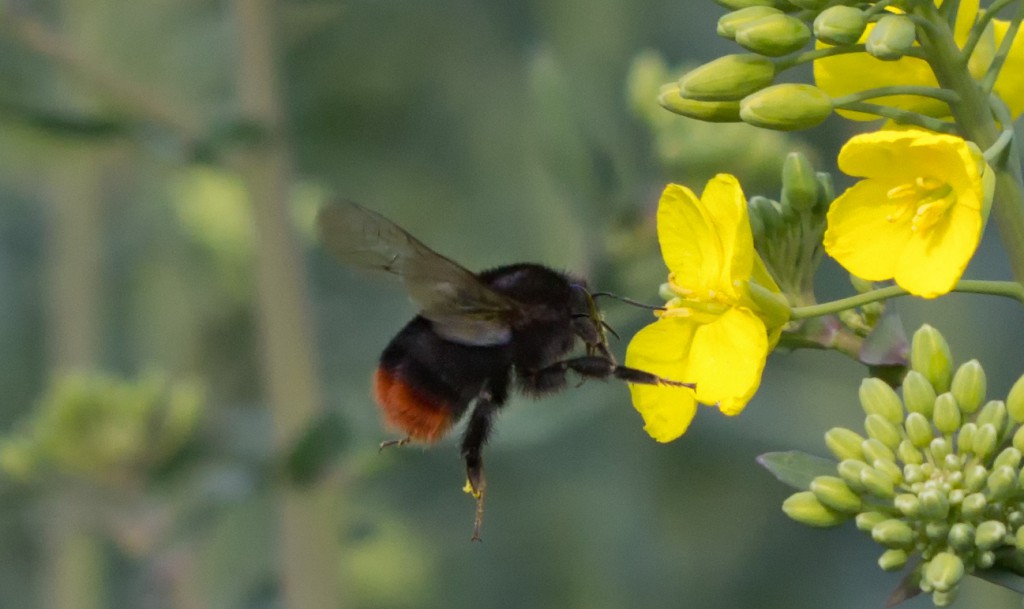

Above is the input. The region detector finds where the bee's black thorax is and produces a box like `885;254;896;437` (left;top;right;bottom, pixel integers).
478;263;584;372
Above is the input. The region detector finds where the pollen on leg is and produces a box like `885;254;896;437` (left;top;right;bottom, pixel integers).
373;367;454;443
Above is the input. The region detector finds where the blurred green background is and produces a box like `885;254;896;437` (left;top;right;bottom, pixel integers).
1;1;1023;608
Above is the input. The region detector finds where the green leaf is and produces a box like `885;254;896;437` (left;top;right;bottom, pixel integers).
757;450;837;490
974;567;1024;595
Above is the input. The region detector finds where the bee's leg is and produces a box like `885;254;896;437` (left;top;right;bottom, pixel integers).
460;382;507;542
378;436;411;452
528;356;695;390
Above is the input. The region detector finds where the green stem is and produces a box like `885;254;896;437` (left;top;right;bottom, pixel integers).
789;280;1024;320
832;101;959;133
832;85;960;105
913;2;1024;285
984;128;1014;164
774;44;866;71
961;0;1017;64
980;0;1024;94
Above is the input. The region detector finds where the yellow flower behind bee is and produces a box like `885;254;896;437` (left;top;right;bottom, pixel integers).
813;0;1024;121
626;175;787;442
823;129;990;298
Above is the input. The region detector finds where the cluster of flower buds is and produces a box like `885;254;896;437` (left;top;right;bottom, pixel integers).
0;372;204;487
746;151;832;303
783;324;1024;606
659;0;920;130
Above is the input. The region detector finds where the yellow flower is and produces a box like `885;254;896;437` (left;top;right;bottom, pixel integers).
814;1;1024;120
823;129;990;298
626;175;786;442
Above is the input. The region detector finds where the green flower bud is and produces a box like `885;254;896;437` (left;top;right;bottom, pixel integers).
975;520;1008;551
679;54;775;101
918;488;949;520
749;196;783;235
948;523;975;551
856;510;889;532
713;0;792;9
860;466;895;498
976;551;995;569
925;521;950;542
950;359;986;414
734;14;811;57
862;438;895;464
924;552;965;593
994;447;1022;470
894;493;920;518
717;6;784;39
825;427;865;461
866;14;917;61
658;86;743;122
957;422;976;454
904;412;933;448
963;464;988;492
897;440;923;465
864;414;901;449
932;393;961;435
976;400;1007;435
903;370;937;417
1009;511;1024;530
961;492;987;520
929;437;951;462
949;488;965;505
1007;372;1024;423
873;458;903;485
872;518;915;548
878;548;908;571
986;464;1017;501
1013;425;1024;453
810;475;862;513
813;6;868;46
972;423;998;460
815;171;834;211
943;453;963;472
931;589;959;607
903;463;924;484
782;491;849;527
739;84;833;130
781;152;818;211
912;325;953;393
837;459;869;492
859;378;904;423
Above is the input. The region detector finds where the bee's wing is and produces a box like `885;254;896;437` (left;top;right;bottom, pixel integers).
317;200;518;346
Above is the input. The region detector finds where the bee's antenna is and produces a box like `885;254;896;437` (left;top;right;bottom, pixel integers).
590;291;665;311
601;320;620;341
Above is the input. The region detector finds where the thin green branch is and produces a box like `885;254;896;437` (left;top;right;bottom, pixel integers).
789;280;1024;321
980;0;1024;94
983;128;1015;164
832;101;960;133
832;85;960;105
961;0;1017;64
774;44;866;71
864;0;897;19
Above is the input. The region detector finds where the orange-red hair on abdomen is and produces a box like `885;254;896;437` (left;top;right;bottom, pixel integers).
373;367;454;443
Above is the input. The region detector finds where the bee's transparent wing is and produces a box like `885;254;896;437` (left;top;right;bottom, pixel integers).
317;200;518;346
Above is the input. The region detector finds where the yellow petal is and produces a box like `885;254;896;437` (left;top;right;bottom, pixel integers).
837;129;973;182
625;318;699;442
823;178;913;281
685;308;768;415
814;42;944;120
700;174;755;289
657;183;722;291
895;204;982;298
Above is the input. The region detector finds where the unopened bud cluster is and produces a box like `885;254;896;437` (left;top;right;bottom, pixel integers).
784;324;1024;606
747;152;832;303
659;1;921;130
